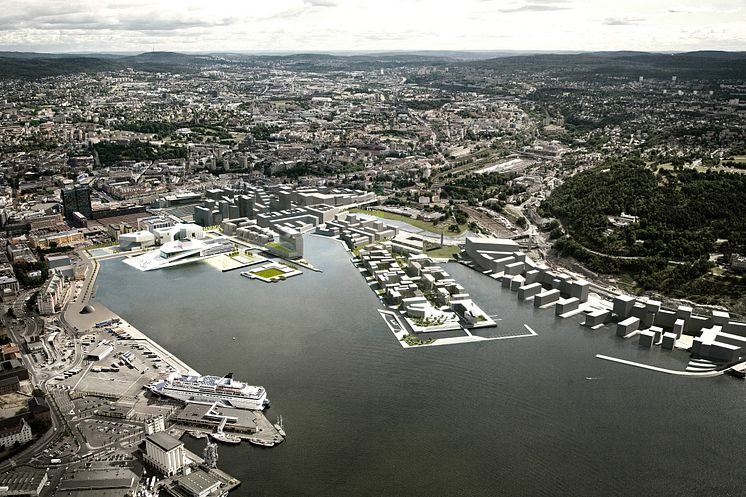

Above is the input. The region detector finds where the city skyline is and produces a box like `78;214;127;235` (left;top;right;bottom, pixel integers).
0;0;745;53
1;1;746;493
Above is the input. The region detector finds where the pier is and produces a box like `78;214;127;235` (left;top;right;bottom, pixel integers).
596;354;724;377
173;402;284;447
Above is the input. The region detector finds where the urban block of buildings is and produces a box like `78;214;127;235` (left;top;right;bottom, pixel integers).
194;185;375;258
463;236;746;368
122;223;234;271
316;213;398;249
358;245;495;334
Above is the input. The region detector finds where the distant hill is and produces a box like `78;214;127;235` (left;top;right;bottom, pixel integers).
680;50;746;59
0;56;121;79
121;51;214;64
117;51;218;73
366;50;582;61
468;51;746;80
0;51;212;79
0;51;128;59
1;50;746;80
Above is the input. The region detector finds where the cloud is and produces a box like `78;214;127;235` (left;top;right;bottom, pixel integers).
498;3;570;13
603;17;645;26
262;0;338;21
29;16;233;32
354;29;425;42
483;0;568;3
0;15;232;32
0;1;236;33
668;7;739;14
0;0;743;53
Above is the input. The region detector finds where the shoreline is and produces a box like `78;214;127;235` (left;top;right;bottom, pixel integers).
64;299;199;376
62;254;284;446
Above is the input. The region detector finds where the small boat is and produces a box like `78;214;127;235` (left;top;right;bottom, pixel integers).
274;415;287;437
188;431;207;439
210;432;241;444
232;337;236;340
248;437;275;447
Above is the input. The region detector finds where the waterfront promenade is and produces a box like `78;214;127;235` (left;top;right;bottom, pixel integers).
66;248;198;376
62;249;285;449
64;299;198;376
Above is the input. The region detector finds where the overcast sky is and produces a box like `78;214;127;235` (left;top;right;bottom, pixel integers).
0;0;744;53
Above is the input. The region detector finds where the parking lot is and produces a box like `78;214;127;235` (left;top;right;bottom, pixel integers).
55;332;174;398
77;418;142;449
40;439;77;462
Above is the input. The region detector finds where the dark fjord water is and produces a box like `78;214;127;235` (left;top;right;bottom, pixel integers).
95;236;745;497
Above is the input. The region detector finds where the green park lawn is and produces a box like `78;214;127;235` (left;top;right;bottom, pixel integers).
350;208;466;235
424;245;461;259
253;268;285;279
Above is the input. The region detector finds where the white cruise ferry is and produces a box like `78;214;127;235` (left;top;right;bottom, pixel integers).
149;373;269;410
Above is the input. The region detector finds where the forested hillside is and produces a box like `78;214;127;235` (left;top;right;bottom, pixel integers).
544;161;746;259
544;161;746;312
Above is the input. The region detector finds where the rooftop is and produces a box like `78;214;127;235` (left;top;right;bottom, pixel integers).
176;469;222;495
146;431;183;452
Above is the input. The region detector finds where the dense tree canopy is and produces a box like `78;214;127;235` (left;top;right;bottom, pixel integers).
442;171;524;203
544;161;746;260
91;140;187;167
546;161;746;312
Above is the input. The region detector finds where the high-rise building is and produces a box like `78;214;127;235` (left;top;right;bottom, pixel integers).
61;185;92;221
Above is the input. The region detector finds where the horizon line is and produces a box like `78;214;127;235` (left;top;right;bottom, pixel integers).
1;48;745;56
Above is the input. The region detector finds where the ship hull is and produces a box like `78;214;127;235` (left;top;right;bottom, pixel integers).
150;383;269;410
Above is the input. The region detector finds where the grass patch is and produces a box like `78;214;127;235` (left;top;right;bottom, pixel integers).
425;245;461;259
411;316;447;327
500;205;524;224
267;242;291;254
86;241;117;250
614;273;638;294
253;268;285;279
401;334;434;346
392;253;408;269
350;208;467;235
711;266;725;276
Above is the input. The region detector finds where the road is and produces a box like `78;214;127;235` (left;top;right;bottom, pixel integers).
0;279;91;471
11;289;35;319
0;245;160;473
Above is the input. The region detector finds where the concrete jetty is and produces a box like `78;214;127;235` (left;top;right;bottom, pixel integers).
596;354;724;377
